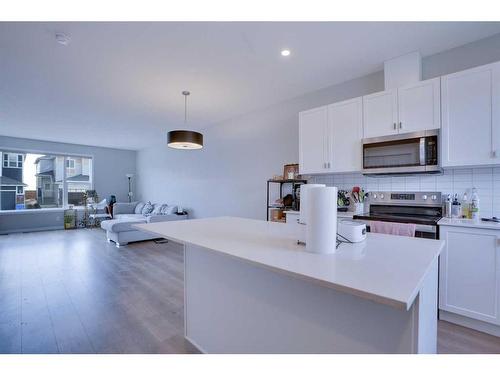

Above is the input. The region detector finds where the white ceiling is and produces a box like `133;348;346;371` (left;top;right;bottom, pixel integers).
1;22;500;150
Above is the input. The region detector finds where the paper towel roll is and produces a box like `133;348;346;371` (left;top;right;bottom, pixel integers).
299;184;325;224
306;186;338;254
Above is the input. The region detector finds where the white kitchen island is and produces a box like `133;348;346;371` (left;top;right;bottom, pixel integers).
135;216;444;354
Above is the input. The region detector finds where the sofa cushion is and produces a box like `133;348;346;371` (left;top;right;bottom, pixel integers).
113;202;139;215
134;202;145;214
113;214;145;221
141;201;154;215
101;216;147;232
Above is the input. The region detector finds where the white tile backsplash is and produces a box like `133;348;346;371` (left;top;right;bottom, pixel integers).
308;166;500;218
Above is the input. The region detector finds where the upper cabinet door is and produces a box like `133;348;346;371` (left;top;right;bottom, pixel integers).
362;90;398;138
441;61;500;167
299;106;328;174
493;63;500;160
397;77;441;134
327;97;363;173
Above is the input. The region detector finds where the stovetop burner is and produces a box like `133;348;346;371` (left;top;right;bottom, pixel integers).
353;191;443;226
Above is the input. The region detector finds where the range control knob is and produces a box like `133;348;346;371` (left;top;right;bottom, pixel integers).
380;193;384;199
422;194;428;200
372;194;377;199
431;194;437;201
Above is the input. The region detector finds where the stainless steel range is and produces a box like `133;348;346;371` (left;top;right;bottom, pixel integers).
353;191;442;239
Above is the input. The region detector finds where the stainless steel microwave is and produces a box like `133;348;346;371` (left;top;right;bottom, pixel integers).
362;129;441;175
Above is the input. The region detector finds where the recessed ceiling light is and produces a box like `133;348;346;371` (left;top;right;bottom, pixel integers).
55;32;71;46
281;49;291;57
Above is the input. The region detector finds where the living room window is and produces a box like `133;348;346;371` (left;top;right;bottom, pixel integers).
0;151;93;211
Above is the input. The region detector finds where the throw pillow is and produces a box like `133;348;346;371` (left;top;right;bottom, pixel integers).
151;204;164;215
141;201;154;216
162;205;177;215
134;202;145;214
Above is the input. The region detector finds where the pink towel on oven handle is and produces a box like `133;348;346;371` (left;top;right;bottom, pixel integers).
369;221;416;237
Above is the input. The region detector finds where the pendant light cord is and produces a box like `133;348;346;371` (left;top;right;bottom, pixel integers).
184;94;187;123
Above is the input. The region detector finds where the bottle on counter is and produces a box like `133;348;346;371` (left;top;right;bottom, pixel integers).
470;188;480;221
451;193;461;219
445;194;452;218
462;192;470;219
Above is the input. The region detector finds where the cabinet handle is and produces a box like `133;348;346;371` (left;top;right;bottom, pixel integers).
327;162;331;168
323;162;327;169
399;122;402;129
492;150;497;158
393;123;397;130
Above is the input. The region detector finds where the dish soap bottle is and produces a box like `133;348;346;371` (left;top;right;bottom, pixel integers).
451;194;461;219
462;192;469;219
470;188;480;221
445;194;452;218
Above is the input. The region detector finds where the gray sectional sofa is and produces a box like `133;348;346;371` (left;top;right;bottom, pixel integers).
101;201;186;247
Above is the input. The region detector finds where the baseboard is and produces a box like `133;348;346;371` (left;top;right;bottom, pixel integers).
0;226;63;235
439;310;500;337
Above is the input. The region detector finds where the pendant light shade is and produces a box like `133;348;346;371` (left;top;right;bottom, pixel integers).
167;91;204;150
167;130;203;149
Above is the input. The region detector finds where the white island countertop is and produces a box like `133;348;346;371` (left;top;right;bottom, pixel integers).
135;216;444;311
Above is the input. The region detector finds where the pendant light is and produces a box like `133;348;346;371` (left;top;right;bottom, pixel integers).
167;91;204;150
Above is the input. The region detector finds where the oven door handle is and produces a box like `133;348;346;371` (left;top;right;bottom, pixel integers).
419;137;426;166
353;219;436;234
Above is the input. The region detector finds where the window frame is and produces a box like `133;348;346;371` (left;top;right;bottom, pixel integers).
16;186;24;194
2;153;23;169
1;149;94;212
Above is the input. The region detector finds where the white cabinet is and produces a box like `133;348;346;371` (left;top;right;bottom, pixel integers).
439;225;500;326
363;78;441;138
327;97;363;173
398;78;440;134
299;98;363;174
362;89;398;138
299;106;328;174
441;61;500;167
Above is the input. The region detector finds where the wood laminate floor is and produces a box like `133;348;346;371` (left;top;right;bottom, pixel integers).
1;229;500;354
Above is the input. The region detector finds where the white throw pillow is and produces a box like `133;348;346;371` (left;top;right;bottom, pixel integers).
162;205;177;215
151;204;164;215
134;202;145;214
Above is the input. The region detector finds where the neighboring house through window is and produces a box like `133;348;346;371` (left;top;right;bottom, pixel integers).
0;151;27;210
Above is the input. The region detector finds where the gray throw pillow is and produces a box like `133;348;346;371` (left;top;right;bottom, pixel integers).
141;201;154;216
134;202;145;214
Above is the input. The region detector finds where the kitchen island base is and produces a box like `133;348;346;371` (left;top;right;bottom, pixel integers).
184;243;438;354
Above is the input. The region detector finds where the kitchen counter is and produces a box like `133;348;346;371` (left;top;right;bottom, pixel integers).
135;216;443;353
438;217;500;230
136;216;442;310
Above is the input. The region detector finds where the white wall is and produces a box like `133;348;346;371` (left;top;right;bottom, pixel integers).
137;72;382;218
137;33;500;220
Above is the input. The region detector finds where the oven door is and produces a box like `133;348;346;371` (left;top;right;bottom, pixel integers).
362;130;440;175
353;219;438;240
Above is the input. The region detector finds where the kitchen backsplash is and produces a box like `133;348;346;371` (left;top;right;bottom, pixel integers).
308;167;500;219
